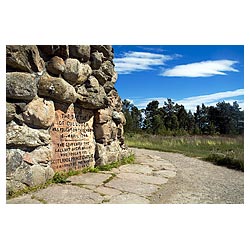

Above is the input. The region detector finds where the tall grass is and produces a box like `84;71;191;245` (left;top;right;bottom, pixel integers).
125;133;244;171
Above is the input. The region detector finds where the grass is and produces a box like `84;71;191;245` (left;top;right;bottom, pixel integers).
125;133;244;171
52;154;135;184
7;183;52;200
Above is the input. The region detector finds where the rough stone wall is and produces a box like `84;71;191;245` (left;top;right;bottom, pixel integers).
6;45;129;195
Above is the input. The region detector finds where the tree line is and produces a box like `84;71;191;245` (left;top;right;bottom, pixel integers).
122;99;244;135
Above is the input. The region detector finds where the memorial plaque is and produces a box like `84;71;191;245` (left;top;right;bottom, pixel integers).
50;103;95;172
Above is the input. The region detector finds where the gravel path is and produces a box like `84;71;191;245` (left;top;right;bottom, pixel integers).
133;148;244;204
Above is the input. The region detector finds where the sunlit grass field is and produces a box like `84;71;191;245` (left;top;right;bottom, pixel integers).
125;133;244;171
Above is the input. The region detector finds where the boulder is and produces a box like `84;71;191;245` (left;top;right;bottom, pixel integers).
6;180;27;196
94;108;112;124
112;111;126;125
107;89;122;111
77;76;109;109
6;45;45;73
90;51;103;70
69;45;91;62
14;102;27;113
94;122;111;143
91;45;114;60
38;45;69;60
92;69;109;85
6;120;50;148
77;84;88;96
14;164;54;187
95;140;121;166
111;71;118;83
38;73;78;103
38;45;55;57
6;102;16;123
23;145;52;165
6;72;37;101
117;123;124;138
95;143;108;166
46;56;65;75
103;81;114;94
77;87;109;109
85;75;100;91
101;60;116;77
103;45;113;51
6;149;24;177
94;120;117;143
22;97;55;128
63;58;92;85
55;45;69;59
45;166;55;181
29;165;50;186
105;140;120;162
13;163;33;186
110;120;118;140
91;61;117;86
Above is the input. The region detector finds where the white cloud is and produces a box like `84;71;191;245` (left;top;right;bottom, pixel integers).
124;98;134;104
133;97;177;109
175;88;244;111
132;89;244;112
161;60;239;77
114;51;175;74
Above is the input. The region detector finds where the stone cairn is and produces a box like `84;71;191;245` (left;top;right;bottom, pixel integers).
6;45;130;195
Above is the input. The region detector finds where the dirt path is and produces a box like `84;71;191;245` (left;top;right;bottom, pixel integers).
132;148;244;204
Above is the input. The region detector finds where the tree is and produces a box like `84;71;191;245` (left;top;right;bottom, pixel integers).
216;101;235;134
186;110;195;134
122;99;142;133
207;106;219;134
194;105;202;134
122;98;244;136
216;101;243;134
144;100;159;132
163;99;177;130
194;104;209;134
175;104;189;131
231;101;244;134
151;114;166;134
130;105;142;132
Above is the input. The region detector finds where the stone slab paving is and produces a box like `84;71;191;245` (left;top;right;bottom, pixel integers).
116;172;168;185
67;173;113;186
6;148;177;204
107;193;150;204
95;186;122;196
118;164;153;174
105;178;159;197
152;169;177;178
30;184;104;204
7;195;43;204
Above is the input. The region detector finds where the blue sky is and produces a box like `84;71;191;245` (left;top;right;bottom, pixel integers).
113;45;244;112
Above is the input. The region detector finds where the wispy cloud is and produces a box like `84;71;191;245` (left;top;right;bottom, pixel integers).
161;60;239;77
131;89;244;112
175;88;244;111
114;51;176;74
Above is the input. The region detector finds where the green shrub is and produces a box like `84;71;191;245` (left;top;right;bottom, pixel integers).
204;153;244;171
